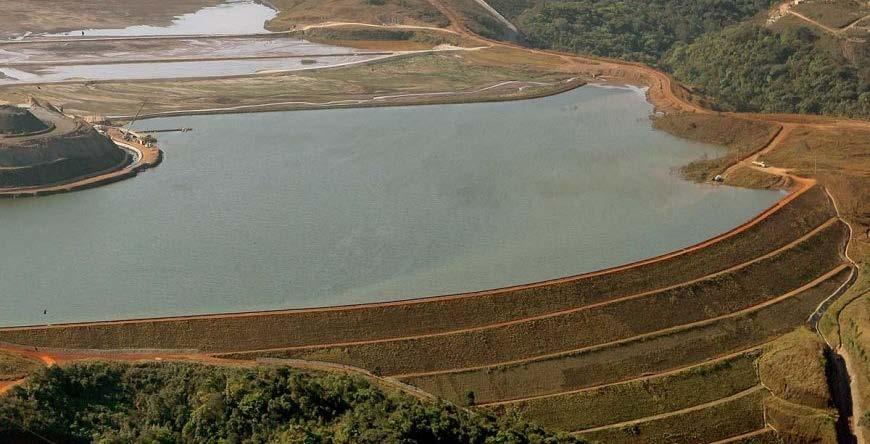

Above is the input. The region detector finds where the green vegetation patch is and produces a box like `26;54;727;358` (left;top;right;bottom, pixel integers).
663;24;869;118
576;387;768;443
481;0;865;118
0;361;580;443
516;0;773;64
488;351;761;431
0;351;41;381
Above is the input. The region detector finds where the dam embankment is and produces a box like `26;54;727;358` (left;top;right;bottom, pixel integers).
0;183;830;352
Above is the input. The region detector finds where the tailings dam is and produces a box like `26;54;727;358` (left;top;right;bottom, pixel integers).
0;86;782;326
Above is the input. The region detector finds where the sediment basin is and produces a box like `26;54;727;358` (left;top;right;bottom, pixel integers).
43;0;277;38
0;86;781;326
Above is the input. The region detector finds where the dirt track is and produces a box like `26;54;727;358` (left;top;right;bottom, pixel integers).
571;385;766;435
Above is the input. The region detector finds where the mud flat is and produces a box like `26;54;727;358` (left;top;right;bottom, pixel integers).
0;0;224;39
1;0;274;39
0;53;394;85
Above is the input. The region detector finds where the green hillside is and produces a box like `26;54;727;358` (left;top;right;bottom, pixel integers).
487;0;868;117
0;362;579;443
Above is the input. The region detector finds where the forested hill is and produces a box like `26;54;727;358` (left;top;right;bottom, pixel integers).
488;0;869;118
512;0;773;64
0;362;581;443
664;23;868;117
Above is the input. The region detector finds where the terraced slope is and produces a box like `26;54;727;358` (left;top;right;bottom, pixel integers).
399;266;852;404
0;183;853;443
575;386;769;443
483;350;763;431
224;219;849;374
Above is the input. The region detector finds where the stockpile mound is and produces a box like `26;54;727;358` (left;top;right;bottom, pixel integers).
0;105;49;135
0;104;129;189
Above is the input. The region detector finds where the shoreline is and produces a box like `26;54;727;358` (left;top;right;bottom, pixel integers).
0;176;809;331
114;77;585;120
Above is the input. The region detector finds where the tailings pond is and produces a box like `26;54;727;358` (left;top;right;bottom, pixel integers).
0;86;783;326
45;0;277;37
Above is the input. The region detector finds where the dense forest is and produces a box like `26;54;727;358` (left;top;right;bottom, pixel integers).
515;0;774;63
664;24;869;117
0;362;579;443
494;0;868;117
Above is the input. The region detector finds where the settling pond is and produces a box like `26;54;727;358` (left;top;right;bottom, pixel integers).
0;86;783;326
45;0;277;37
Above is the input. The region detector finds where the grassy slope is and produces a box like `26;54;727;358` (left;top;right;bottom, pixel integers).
439;0;517;39
401;267;853;404
760;328;832;410
575;387;769;444
775;125;869;423
0;186;836;353
651;113;781;182
764;397;838;444
756;328;839;443
793;0;870;29
487;351;761;431
0;351;40;382
228;221;848;375
265;0;450;30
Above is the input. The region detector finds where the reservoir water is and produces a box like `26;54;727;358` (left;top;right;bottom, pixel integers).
45;0;277;37
0;86;782;326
